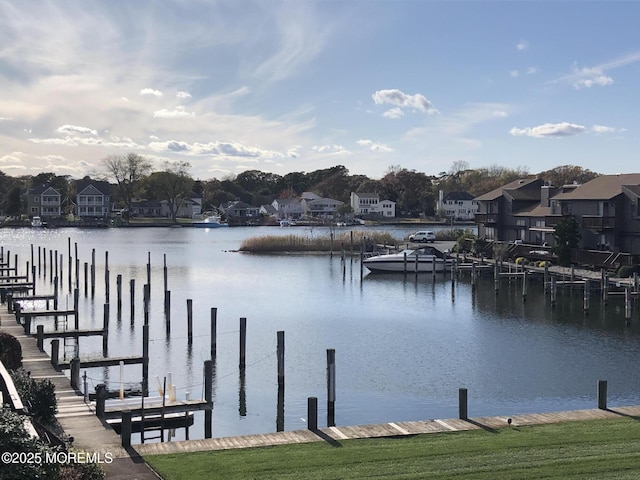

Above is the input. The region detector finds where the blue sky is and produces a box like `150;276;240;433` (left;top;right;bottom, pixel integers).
1;1;639;181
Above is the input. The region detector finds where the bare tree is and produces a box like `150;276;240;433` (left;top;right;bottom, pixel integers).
101;153;152;213
144;161;193;222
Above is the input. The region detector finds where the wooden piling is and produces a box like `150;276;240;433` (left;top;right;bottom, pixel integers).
597;380;607;409
103;304;109;355
522;269;528;302
204;360;213;439
327;348;336;427
550;275;557;307
70;358;80;391
459;387;468;420
165;291;171;332
147;252;151;294
91;249;95;298
239;317;247;369
116;274;122;315
602;273;609;305
74;243;79;291
83;262;88;297
121;411;132;447
210;308;217;359
36;325;44;351
187;299;193;345
68;237;72;291
307;397;318;430
38;246;41;275
163;254;168;312
129;279;135;322
142;324;149;397
143;284;150;326
403;251;407;276
51;339;59;369
95;384;107;419
105;251;110;303
277;330;285;387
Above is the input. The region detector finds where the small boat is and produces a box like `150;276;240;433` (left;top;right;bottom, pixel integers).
192;215;227;228
279;219;291;227
363;246;453;273
31;216;44;227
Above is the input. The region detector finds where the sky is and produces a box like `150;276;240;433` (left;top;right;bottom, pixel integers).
1;1;639;182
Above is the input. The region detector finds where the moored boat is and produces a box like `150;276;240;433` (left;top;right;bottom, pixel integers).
363;246;453;273
192;215;227;228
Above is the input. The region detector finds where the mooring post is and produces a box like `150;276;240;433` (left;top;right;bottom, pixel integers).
277;330;285;387
550;275;557;307
602;273;609;305
204;359;213;439
121;411;132;447
210;308;217;359
163;254;168;312
187;299;193;345
50;249;54;283
91;248;95;298
597;380;608;409
143;284;150;325
522;269;528;302
147;252;151;295
36;325;44;351
95;384;107;419
105;251;110;303
129;279;135;322
165;291;171;333
544;262;549;292
73;288;79;330
459;387;468;420
116;274;122;315
70;358;80;391
327;348;336;427
403;251;407;276
239;317;247;369
68;237;72;292
74;242;79;291
38;246;41;275
51;339;59;369
103;304;109;355
83;262;88;297
307;397;318;430
142;323;149;396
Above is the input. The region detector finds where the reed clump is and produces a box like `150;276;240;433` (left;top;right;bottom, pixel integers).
239;231;398;252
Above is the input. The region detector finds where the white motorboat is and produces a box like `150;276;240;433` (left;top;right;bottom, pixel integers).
363;246;453;273
31;216;44;227
192;215;227;228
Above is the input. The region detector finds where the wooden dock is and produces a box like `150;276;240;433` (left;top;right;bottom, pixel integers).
0;314;158;480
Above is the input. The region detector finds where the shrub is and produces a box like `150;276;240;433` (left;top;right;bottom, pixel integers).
515;257;527;265
0;331;22;370
10;368;57;423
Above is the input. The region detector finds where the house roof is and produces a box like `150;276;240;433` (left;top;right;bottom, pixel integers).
514;204;552;217
444;191;474;201
29;184;60;195
307;198;344;206
474;177;540;201
553;174;640;201
76;179;111;196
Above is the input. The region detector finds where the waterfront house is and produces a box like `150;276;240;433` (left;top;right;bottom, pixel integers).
76;179;111;219
300;197;344;219
436;190;478;221
26;184;62;219
350;192;396;217
221;200;261;225
272;198;303;219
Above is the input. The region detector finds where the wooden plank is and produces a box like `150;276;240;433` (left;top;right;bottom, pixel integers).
58;355;144;369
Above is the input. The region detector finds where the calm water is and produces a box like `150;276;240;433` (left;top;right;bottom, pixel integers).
2;226;640;443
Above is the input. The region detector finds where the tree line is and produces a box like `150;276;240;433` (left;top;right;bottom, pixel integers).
0;154;600;220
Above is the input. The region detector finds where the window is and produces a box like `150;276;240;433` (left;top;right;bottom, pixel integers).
34;197;39;202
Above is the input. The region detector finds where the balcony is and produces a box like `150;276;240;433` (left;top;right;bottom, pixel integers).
474;213;498;224
544;215;563;227
582;215;616;230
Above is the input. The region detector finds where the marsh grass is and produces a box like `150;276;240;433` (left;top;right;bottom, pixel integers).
239;231;398;252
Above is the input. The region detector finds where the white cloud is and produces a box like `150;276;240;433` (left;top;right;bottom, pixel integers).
591;125;616;134
0;117;12;122
383;107;404;119
140;88;163;97
176;91;192;99
57;124;97;136
147;139;285;159
510;70;519;78
153;108;195;119
492;110;509;118
526;66;537;75
516;40;529;51
509;122;587;137
312;144;350;155
357;139;393;152
372;89;439;116
574;74;614;89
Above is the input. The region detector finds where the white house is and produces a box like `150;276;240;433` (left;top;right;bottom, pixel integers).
301;197;344;218
271;198;303;219
436;190;477;221
350;192;396;217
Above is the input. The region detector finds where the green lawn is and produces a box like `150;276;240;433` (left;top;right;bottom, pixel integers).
145;418;640;479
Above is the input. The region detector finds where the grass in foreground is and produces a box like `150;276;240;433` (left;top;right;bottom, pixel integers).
145;418;640;479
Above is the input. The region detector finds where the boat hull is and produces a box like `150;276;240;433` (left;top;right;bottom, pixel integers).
363;257;452;273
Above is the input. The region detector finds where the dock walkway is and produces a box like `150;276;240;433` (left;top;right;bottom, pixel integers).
0;313;157;480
